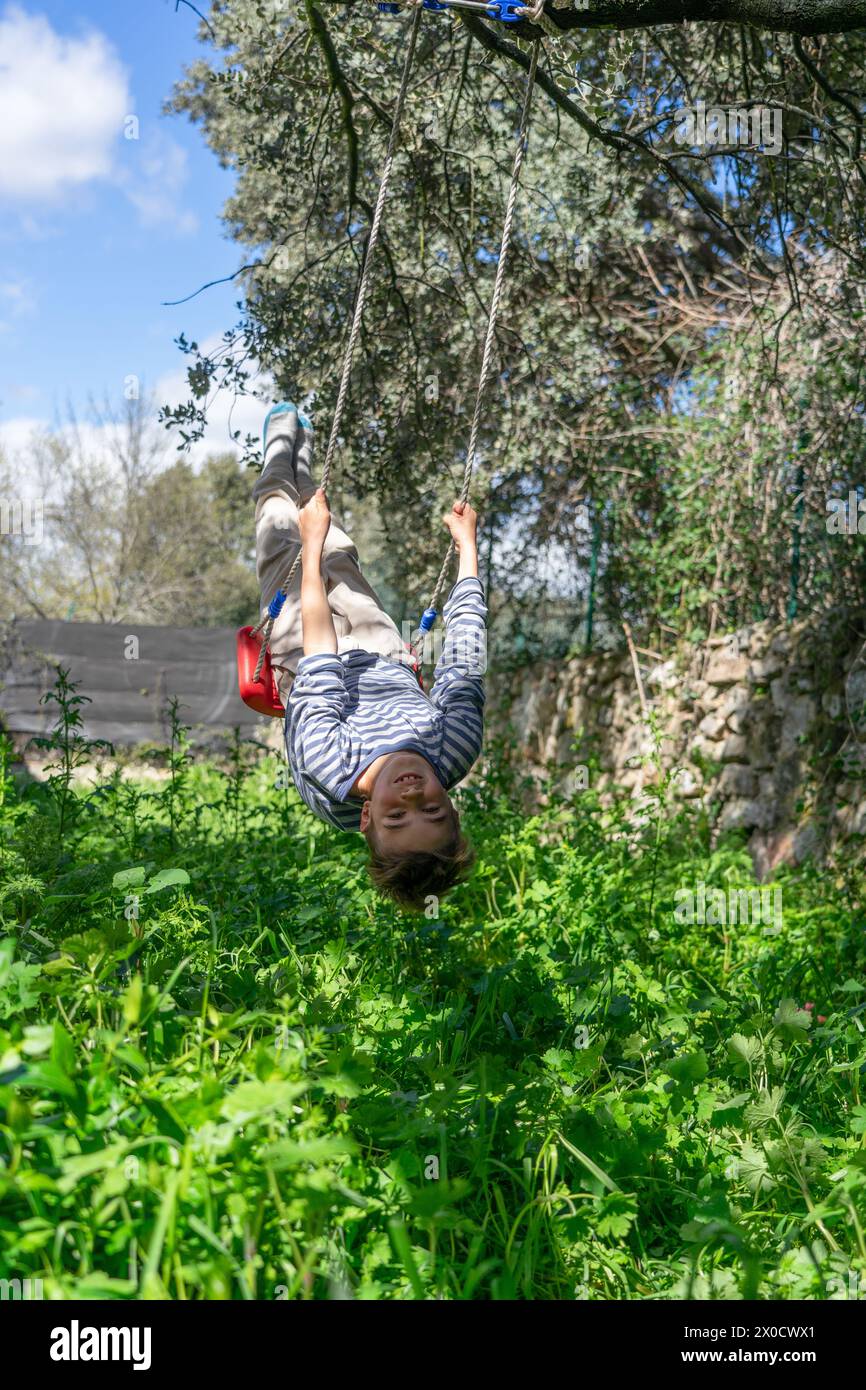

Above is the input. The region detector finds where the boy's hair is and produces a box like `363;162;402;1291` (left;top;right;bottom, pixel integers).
366;822;476;911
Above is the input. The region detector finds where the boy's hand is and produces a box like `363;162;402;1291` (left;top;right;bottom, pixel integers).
299;487;331;550
443;501;478;553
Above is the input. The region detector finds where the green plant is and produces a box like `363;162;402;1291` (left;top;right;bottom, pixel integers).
163;696;192;847
26;667;112;856
0;740;864;1300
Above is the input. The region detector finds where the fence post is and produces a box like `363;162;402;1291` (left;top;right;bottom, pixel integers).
585;515;600;652
787;431;809;622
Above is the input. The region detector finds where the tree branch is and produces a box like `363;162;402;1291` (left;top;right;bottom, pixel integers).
305;0;360;215
459;12;770;273
332;0;866;38
512;0;866;39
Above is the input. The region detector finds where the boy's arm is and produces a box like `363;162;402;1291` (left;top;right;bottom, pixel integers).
286;654;353;817
286;488;356;813
428;504;487;746
298;488;338;656
454;515;479;584
428;579;488;698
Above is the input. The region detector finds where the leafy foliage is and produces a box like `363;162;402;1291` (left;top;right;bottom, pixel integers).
164;4;866;649
0;394;257;627
1;677;865;1299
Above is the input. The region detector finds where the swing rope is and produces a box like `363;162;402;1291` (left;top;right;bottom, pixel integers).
253;5;424;680
414;36;540;644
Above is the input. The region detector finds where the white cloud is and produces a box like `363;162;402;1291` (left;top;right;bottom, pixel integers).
0;276;36;332
0;414;46;457
0;7;199;233
0;339;273;478
117;130;199;235
0;279;35;313
0;413;170;502
0;5;130;200
0;416;49;501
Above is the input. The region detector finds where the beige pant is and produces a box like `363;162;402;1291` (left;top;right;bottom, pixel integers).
253;467;407;702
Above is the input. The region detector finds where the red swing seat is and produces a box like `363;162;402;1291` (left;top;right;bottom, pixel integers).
237;624;423;718
236;626;285;718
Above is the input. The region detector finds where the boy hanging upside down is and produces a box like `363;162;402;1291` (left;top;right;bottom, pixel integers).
253;403;487;910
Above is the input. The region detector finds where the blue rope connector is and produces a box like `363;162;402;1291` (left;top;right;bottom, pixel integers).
377;3;400;10
268;589;287;620
487;1;524;20
418;607;438;634
422;1;448;9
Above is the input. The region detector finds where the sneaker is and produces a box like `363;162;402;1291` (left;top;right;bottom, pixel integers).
259;402;314;495
262;401;313;454
293;412;316;502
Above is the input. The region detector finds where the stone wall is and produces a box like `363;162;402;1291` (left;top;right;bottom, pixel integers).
490;609;866;877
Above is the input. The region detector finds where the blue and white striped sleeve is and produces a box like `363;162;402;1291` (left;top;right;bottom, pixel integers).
428;577;486;775
285;654;351;806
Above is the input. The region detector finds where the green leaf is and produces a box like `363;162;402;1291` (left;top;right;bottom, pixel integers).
595;1191;637;1239
123;975;143;1027
144;868;191;895
18;1060;78;1101
727;1033;762;1067
51;1022;76;1078
738;1141;777;1194
388;1220;426;1299
744;1086;786;1129
0;954;42;1019
75;1273;139;1300
556;1131;621;1193
713;1091;752;1114
220;1079;307;1123
772;998;812;1042
663;1050;708;1084
264;1135;357;1167
57;1144;128;1194
405;1178;471;1220
112;866;147;890
141;1171;178;1298
140;1095;187;1144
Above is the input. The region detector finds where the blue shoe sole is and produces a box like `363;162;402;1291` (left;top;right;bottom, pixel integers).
262;402;313;455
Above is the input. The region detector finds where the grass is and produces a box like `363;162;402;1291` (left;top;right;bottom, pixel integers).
1;672;865;1300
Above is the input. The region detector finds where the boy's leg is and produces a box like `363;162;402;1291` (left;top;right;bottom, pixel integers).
253;406;408;698
252;406;307;699
323;546;407;664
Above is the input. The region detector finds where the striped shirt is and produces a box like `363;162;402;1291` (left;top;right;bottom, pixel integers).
285;577;487;831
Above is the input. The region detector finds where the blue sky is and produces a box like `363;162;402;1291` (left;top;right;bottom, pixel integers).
0;0;254;459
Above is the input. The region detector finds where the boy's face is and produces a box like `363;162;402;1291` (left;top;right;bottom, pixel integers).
360;752;455;854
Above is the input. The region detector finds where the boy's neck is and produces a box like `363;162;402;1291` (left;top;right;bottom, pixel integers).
351;751;437;798
351;753;390;798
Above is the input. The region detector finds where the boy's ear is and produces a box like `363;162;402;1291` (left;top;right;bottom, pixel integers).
359;800;372;833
